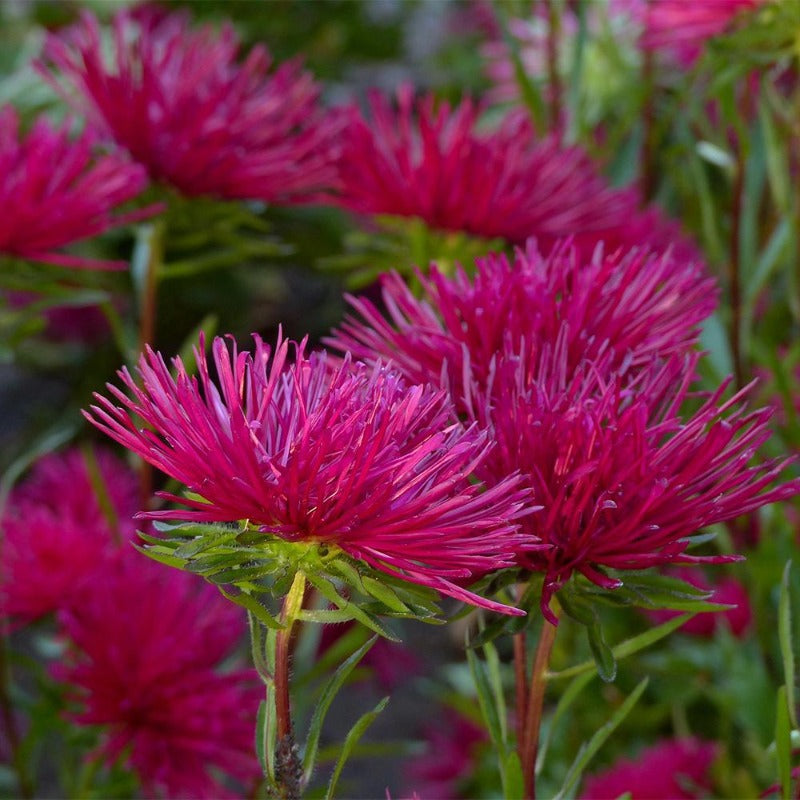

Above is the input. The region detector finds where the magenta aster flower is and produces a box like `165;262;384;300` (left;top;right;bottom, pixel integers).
478;350;795;618
580;737;718;799
84;333;534;614
55;552;260;799
329;241;716;414
0;106;151;270
39;7;338;202
640;0;764;66
332;86;698;259
1;448;137;625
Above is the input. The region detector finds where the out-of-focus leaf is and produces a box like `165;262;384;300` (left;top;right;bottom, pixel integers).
779;562;797;729
553;678;649;800
324;696;389;800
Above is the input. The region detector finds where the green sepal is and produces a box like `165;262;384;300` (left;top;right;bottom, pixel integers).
558;588;616;682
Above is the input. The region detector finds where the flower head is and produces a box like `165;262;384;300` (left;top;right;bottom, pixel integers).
640;0;764;66
0;106;150;270
479;349;795;617
580;737;718;799
1;448;137;625
39;7;338;202
333;86;698;260
55;552;260;799
84;333;533;614
329;241;716;415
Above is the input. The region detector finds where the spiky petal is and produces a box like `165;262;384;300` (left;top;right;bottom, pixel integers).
39;7;338;202
332;86;698;260
0;106;151;270
478;348;797;618
84;333;535;614
328;241;716;414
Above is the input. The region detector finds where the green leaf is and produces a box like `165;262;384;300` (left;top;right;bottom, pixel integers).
779;561;797;729
554;678;649;800
465;634;504;752
305;573;398;641
558;588;616;681
325;696;389;800
360;575;410;614
219;588;283;630
537;671;595;775
548;613;694;681
255;699;269;779
302;636;378;779
776;685;793;800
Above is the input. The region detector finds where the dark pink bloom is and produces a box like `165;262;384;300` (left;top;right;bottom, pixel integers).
581;737;718;799
329;241;716;416
329;244;797;620
476;350;790;612
0;106;151;270
84;333;534;614
479;350;795;618
640;0;764;66
333;87;698;260
55;552;260;799
647;568;752;637
1;448;137;625
404;710;486;800
39;8;338;202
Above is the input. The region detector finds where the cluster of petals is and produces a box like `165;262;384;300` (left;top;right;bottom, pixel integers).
55;552;260;799
580;737;718;799
329;242;798;619
639;0;764;66
1;447;137;624
475;349;796;617
84;332;535;614
38;7;338;202
0;106;151;270
332;86;698;261
329;241;716;415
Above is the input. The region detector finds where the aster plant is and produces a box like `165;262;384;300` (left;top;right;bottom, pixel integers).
84;330;534;797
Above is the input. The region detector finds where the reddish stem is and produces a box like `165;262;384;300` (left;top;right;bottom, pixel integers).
521;617;558;800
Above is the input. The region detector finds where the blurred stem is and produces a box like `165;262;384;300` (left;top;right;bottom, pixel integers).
731;152;745;388
639;0;656;203
544;0;563;138
514;583;529;756
0;635;33;799
521;608;559;800
274;571;307;800
135;220;165;507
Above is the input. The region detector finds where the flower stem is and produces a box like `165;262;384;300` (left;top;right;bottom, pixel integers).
730;151;745;389
639;1;657;203
133;219;165;507
273;571;307;800
544;0;563;138
521;610;559;800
